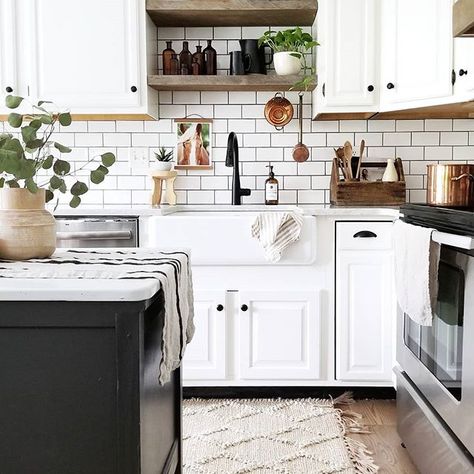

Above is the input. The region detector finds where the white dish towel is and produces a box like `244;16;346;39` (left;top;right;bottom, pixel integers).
393;219;440;326
251;211;303;263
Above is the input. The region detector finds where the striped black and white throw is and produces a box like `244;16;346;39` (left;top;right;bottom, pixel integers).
0;249;194;384
251;211;304;263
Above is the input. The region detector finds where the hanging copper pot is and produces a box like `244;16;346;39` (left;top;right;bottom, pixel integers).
264;92;294;130
427;164;474;208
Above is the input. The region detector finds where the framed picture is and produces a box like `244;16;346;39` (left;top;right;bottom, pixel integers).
359;162;386;182
174;118;213;170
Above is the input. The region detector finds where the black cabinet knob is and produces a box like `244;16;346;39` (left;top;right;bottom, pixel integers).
367;85;374;92
322;83;326;97
216;304;224;312
130;86;137;92
459;69;468;76
387;82;395;90
241;304;248;312
5;86;13;93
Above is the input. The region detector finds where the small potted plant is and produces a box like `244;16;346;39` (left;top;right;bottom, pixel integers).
258;27;319;90
153;147;174;171
0;95;116;260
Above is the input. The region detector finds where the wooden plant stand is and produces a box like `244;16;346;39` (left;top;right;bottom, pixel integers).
150;170;177;206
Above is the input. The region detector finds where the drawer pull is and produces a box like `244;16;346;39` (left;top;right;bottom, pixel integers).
216;304;224;312
353;230;377;238
241;304;248;312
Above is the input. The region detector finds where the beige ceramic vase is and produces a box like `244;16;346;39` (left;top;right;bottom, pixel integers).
0;188;56;260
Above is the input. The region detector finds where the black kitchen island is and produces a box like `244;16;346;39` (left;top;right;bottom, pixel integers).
0;249;194;474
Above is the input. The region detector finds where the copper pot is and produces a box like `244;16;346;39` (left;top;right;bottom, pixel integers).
427;164;474;208
264;92;294;130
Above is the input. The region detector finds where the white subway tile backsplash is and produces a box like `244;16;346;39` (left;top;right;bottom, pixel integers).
75;133;101;147
453;119;474;131
396;120;424;132
453;146;474;160
214;26;241;39
116;121;144;133
326;133;355;147
440;131;469;146
368;120;395;132
383;132;411;146
132;134;160;147
340;120;367;132
424;119;452;131
103;133;131;147
214;105;241;118
284;176;311;189
424;146;453;160
173;91;200;104
229;91;257;104
185;27;213;39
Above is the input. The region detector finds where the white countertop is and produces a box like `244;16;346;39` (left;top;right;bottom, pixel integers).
53;204;400;218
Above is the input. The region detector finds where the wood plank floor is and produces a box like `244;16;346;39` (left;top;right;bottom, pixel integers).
350;400;419;474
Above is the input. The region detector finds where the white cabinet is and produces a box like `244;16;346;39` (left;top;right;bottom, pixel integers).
239;291;320;380
182;290;227;380
313;0;379;118
2;0;157;118
454;38;474;98
380;0;453;108
336;222;395;382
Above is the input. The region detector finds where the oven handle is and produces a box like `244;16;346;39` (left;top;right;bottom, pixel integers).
56;230;133;241
432;230;474;250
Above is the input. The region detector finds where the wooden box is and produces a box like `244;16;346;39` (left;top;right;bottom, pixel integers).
330;158;406;207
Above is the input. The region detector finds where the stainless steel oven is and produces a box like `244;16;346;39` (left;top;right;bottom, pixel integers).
396;225;474;473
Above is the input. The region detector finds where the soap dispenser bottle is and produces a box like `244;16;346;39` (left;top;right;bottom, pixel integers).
265;164;279;205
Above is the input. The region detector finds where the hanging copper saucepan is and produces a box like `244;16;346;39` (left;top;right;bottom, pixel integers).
427;164;474;208
264;92;294;130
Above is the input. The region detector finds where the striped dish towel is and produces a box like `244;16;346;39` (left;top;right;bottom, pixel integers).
0;249;194;385
251;212;304;263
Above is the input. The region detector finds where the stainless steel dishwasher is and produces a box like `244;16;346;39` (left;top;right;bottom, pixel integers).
55;217;139;248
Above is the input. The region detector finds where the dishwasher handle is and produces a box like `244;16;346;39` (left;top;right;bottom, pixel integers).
56;230;133;241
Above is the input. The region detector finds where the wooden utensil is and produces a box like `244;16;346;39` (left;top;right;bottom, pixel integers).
292;94;310;162
334;147;346;179
356;139;365;180
343;141;353;180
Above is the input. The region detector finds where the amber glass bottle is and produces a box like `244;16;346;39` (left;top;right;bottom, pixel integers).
179;41;193;75
192;45;205;75
203;40;217;75
162;41;175;75
265;165;279;205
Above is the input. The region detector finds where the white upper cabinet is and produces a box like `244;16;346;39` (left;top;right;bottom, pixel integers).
380;0;453;109
454;38;474;98
4;0;157;118
313;0;379;118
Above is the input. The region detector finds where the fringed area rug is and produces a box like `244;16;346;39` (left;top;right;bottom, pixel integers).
183;394;378;474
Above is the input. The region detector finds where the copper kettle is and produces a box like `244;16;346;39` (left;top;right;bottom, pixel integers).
427;164;474;208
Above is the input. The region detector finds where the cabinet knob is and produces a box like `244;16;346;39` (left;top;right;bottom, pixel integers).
353;230;377;238
5;86;13;93
459;69;468;76
367;85;374;92
386;82;395;90
241;304;248;312
216;304;224;312
322;83;326;97
130;86;138;92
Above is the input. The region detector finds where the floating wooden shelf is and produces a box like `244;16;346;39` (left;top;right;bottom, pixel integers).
148;74;316;92
146;0;318;27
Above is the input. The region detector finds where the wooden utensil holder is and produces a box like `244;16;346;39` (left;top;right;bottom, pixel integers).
150;170;177;206
330;158;406;206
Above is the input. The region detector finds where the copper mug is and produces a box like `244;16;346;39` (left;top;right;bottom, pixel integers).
427;164;474;208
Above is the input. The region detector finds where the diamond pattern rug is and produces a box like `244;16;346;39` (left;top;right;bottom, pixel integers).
183;395;378;474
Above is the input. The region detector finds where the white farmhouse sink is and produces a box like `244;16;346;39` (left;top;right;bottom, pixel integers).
143;207;317;266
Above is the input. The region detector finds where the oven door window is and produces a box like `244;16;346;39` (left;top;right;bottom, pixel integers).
404;256;464;401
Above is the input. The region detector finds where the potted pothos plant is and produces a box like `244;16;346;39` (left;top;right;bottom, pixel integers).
0;95;116;260
258;27;319;90
153;147;174;171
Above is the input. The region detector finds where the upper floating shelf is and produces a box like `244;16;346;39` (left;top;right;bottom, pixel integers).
147;74;316;92
146;0;318;27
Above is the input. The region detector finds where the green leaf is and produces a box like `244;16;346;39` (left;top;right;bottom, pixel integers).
42;155;54;169
17;159;36;179
59;180;67;193
25;138;44;152
0;177;4;188
90;169;105;184
49;175;63;190
8;113;23;128
70;181;88;196
69;196;81;208
5;95;23;109
6;179;20;188
97;164;109;175
39;114;53;125
21;126;37;144
29;119;42;131
53;159;71;176
38;100;53;107
45;189;54;202
25;178;38;194
58;112;72;126
101;152;116;167
54;142;72;153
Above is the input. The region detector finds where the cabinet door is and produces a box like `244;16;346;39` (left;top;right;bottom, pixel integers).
239;291;320;380
23;0;142;111
319;0;379;108
381;0;453;107
336;222;395;382
182;290;227;381
454;38;474;98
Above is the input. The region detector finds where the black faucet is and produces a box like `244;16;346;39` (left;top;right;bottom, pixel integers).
225;132;251;205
